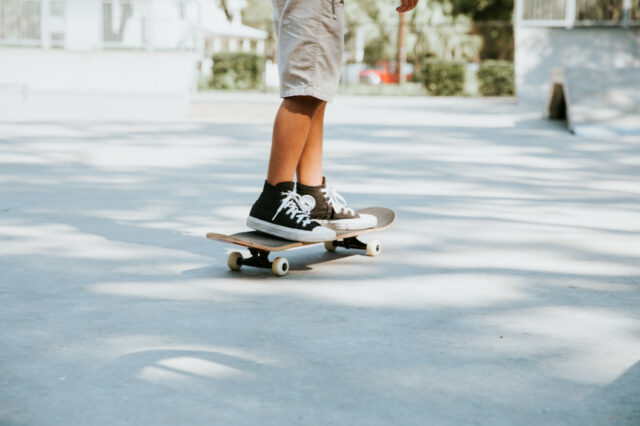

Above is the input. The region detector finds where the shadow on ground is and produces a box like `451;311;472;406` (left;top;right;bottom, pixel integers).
1;97;639;425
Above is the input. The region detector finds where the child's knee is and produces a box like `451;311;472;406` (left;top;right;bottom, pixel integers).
284;95;325;115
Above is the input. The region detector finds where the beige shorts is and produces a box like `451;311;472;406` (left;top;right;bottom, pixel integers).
271;0;345;102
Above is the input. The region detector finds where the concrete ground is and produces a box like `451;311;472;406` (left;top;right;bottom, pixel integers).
1;92;639;425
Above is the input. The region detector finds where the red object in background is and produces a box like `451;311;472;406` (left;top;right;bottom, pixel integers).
359;61;413;84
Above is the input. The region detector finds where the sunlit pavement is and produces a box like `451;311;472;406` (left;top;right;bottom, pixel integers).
1;92;639;425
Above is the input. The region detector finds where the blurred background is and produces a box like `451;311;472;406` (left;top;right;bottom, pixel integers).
2;4;640;424
0;0;638;121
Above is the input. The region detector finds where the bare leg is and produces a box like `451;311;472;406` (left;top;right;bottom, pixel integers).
296;101;326;186
267;96;324;186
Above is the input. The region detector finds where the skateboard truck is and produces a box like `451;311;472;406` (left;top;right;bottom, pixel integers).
240;248;272;269
334;237;367;250
324;237;381;257
228;248;290;277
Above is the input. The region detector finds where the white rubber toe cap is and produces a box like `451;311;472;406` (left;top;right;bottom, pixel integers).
358;213;378;229
310;225;337;242
328;213;378;230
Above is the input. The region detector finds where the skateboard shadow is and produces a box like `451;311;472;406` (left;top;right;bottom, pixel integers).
181;249;356;278
286;249;356;272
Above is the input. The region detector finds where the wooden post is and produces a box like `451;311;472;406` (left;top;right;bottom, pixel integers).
396;11;406;85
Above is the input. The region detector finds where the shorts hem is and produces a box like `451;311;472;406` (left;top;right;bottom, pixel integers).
281;87;334;103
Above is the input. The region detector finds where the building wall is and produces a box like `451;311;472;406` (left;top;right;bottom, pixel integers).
515;26;640;104
64;0;102;50
0;0;265;94
0;48;199;94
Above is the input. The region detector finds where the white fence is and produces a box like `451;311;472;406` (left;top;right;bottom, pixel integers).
516;0;639;27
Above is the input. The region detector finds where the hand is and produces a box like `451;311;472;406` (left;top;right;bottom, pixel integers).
396;0;418;13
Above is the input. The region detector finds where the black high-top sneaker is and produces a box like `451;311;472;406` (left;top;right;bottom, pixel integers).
247;181;336;242
296;177;378;230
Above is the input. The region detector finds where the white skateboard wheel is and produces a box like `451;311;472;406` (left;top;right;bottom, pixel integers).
324;240;337;252
272;257;289;277
366;240;381;257
227;252;243;271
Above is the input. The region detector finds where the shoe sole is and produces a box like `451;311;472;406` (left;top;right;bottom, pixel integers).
247;216;336;242
318;214;378;230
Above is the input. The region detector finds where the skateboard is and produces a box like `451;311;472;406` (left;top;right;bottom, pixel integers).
206;207;395;277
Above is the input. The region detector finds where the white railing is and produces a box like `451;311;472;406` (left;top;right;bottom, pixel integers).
516;0;639;27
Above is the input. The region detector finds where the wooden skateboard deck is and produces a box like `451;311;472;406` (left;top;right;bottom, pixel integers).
207;207;395;276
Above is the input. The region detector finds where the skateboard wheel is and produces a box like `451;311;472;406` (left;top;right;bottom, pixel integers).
324;240;337;252
227;252;243;271
366;240;381;257
272;257;289;277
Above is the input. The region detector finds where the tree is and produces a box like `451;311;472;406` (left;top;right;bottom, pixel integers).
344;0;396;65
241;0;276;60
345;0;482;66
433;0;514;60
447;0;514;21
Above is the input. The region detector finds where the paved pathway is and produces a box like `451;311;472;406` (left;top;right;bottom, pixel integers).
1;93;639;425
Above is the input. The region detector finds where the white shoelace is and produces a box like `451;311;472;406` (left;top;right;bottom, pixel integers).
321;186;355;216
272;191;313;226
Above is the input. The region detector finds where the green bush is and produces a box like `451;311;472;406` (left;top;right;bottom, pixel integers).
477;61;515;96
211;52;265;90
422;60;466;96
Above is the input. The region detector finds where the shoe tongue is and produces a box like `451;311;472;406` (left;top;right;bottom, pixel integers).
275;181;295;193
